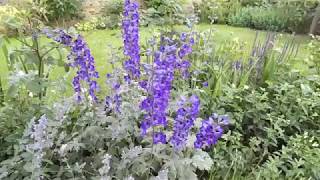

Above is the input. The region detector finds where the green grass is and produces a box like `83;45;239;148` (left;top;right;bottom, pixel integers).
0;24;312;99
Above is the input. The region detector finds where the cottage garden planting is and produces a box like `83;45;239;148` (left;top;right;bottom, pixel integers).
0;0;320;179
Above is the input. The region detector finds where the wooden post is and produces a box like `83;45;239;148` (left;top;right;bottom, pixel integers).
310;4;320;35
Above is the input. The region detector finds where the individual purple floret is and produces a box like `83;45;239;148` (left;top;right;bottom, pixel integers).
122;0;141;80
194;114;229;149
170;95;200;150
153;132;167;144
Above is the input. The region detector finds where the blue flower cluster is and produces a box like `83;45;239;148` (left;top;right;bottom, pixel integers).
171;95;200;150
122;0;141;80
194;114;229;149
69;35;100;102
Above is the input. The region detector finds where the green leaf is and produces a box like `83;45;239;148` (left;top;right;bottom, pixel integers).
191;150;213;171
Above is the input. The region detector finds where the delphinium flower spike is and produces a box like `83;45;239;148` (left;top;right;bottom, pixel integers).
122;0;141;81
140;41;178;144
140;33;195;144
69;35;100;102
43;29;100;102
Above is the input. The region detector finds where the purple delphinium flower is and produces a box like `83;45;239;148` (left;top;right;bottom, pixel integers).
203;82;209;87
122;0;141;80
170;95;200;150
194;114;229;149
68;35;100;102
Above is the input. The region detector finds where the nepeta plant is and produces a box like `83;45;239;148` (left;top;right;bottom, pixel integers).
26;115;52;179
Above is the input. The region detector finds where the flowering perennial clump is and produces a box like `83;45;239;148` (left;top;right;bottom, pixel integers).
194;114;229;149
122;0;141;80
171;95;200;150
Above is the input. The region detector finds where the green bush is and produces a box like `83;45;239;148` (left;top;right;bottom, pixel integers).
228;6;305;32
33;0;82;21
205;71;320;179
0;5;29;35
142;0;185;26
227;7;253;27
100;0;124;17
194;0;241;24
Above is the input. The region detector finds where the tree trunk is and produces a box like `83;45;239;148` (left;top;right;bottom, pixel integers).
310;4;320;35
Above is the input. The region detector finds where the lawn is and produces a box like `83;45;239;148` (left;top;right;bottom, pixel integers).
0;24;311;98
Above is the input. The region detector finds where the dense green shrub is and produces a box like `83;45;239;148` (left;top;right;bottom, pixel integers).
205;71;320;179
306;35;320;73
33;0;82;21
0;5;28;35
142;0;185;26
194;0;241;24
100;0;124;17
229;6;305;32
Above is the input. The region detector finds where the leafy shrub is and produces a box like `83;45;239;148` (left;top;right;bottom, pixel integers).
0;5;28;35
306;35;320;73
227;7;253;27
204;71;320;179
33;0;82;21
75;19;98;31
142;0;185;26
194;0;241;24
75;16;121;31
100;0;124;17
228;1;318;32
240;0;264;6
190;29;299;97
